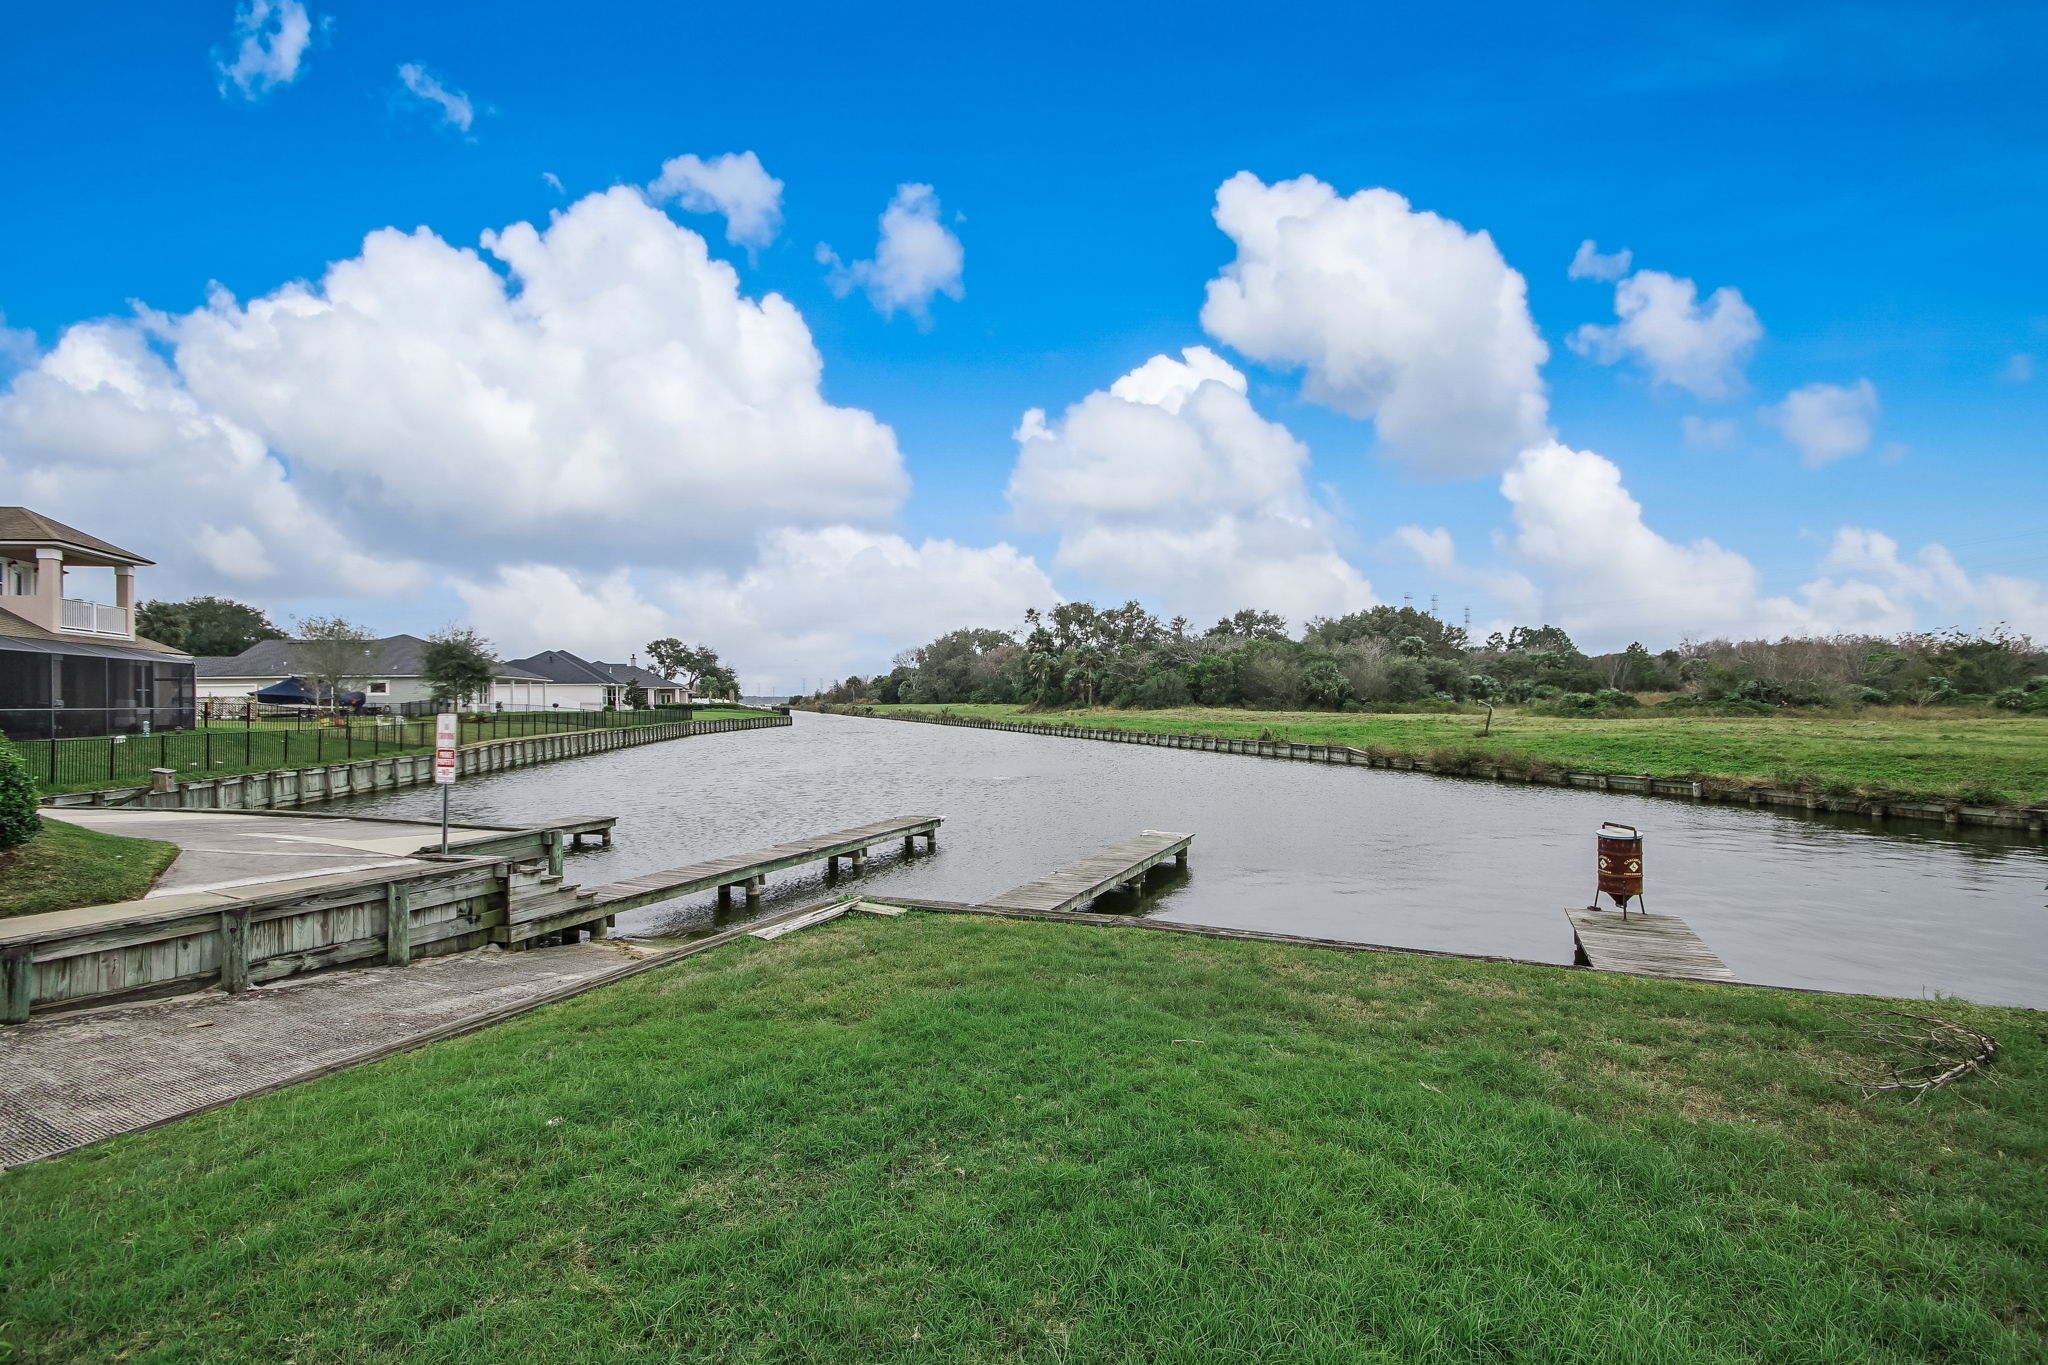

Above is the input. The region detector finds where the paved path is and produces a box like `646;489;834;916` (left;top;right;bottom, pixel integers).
0;936;684;1167
45;809;501;896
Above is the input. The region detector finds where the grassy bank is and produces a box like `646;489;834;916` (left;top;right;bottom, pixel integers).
856;703;2048;807
0;817;176;919
4;912;2042;1362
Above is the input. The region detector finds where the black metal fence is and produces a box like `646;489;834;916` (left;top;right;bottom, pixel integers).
14;706;703;795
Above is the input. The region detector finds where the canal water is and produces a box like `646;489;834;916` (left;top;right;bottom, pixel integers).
325;712;2048;1008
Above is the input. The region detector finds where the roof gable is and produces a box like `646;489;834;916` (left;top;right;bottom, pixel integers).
0;507;152;564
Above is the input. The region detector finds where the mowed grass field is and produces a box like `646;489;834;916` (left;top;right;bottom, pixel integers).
870;704;2048;806
3;913;2042;1363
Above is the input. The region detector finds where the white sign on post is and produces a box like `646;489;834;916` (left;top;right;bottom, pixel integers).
433;713;458;785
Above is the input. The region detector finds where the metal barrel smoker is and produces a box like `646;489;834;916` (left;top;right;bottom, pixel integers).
1592;822;1647;918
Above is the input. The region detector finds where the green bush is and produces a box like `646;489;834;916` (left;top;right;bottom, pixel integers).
0;737;41;850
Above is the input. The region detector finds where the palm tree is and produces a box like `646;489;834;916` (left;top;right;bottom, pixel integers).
1066;644;1104;707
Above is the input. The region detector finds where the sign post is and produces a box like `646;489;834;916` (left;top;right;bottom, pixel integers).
434;713;458;853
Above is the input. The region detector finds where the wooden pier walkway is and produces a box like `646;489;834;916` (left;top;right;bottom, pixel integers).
579;816;942;925
981;830;1192;915
1566;906;1734;981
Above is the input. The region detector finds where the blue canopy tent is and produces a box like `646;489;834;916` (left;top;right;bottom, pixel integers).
251;677;367;709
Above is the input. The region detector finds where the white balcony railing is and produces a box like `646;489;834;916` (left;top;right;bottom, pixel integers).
59;598;131;637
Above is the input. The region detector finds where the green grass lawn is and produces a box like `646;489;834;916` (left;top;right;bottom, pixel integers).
863;703;2048;807
0;817;177;919
3;913;2041;1362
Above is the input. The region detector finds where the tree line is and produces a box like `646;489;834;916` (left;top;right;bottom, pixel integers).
807;602;2048;714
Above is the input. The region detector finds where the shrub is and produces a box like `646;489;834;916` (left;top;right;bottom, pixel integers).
1530;689;1641;717
0;737;41;850
1122;671;1193;709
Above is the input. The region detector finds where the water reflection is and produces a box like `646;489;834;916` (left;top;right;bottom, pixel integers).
323;713;2048;1007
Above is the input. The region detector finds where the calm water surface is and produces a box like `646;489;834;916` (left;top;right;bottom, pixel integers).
327;712;2048;1007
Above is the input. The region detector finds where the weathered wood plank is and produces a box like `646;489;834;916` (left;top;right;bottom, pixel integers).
385;884;412;966
219;909;251;993
982;830;1193;915
749;903;852;940
1566;906;1734;981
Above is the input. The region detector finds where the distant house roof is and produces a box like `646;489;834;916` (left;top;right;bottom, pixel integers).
0;603;189;658
0;507;152;564
592;661;686;688
504;651;685;689
196;633;547;681
502;649;617;686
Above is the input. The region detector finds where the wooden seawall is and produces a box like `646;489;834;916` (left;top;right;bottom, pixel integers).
0;819;597;1023
829;709;2046;838
41;715;789;814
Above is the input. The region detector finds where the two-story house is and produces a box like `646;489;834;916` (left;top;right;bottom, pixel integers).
0;507;195;740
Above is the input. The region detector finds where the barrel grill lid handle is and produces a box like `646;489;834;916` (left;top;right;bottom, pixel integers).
1600;822;1639;836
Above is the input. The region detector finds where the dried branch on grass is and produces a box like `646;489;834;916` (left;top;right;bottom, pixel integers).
1829;1010;1998;1102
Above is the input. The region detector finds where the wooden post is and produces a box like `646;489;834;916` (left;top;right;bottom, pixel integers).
903;834;915;854
745;876;764;907
2;947;32;1024
546;830;565;878
851;847;867;872
718;883;732;907
923;830;937;850
220;910;251;993
1176;847;1188;867
385;883;413;966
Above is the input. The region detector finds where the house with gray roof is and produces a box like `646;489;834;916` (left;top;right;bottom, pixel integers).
502;650;690;708
196;634;558;712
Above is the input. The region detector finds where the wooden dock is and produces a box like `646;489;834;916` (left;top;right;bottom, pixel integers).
1566;906;1734;981
578;816;942;927
981;830;1192;915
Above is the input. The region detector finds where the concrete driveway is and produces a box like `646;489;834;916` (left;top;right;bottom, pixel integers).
44;809;503;897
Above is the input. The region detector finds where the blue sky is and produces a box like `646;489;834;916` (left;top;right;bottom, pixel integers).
2;2;2044;687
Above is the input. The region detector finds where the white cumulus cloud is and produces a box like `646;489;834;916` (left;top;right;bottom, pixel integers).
0;321;409;595
458;530;1057;691
649;152;784;249
1567;240;1633;282
1008;346;1375;625
1199;173;1550;478
0;188;909;580
820;184;965;322
216;0;315;100
1569;268;1763;399
397;63;474;133
0;181;1057;691
1396;444;2048;649
1765;378;1879;466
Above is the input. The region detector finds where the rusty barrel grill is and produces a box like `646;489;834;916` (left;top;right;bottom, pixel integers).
1593;822;1646;918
